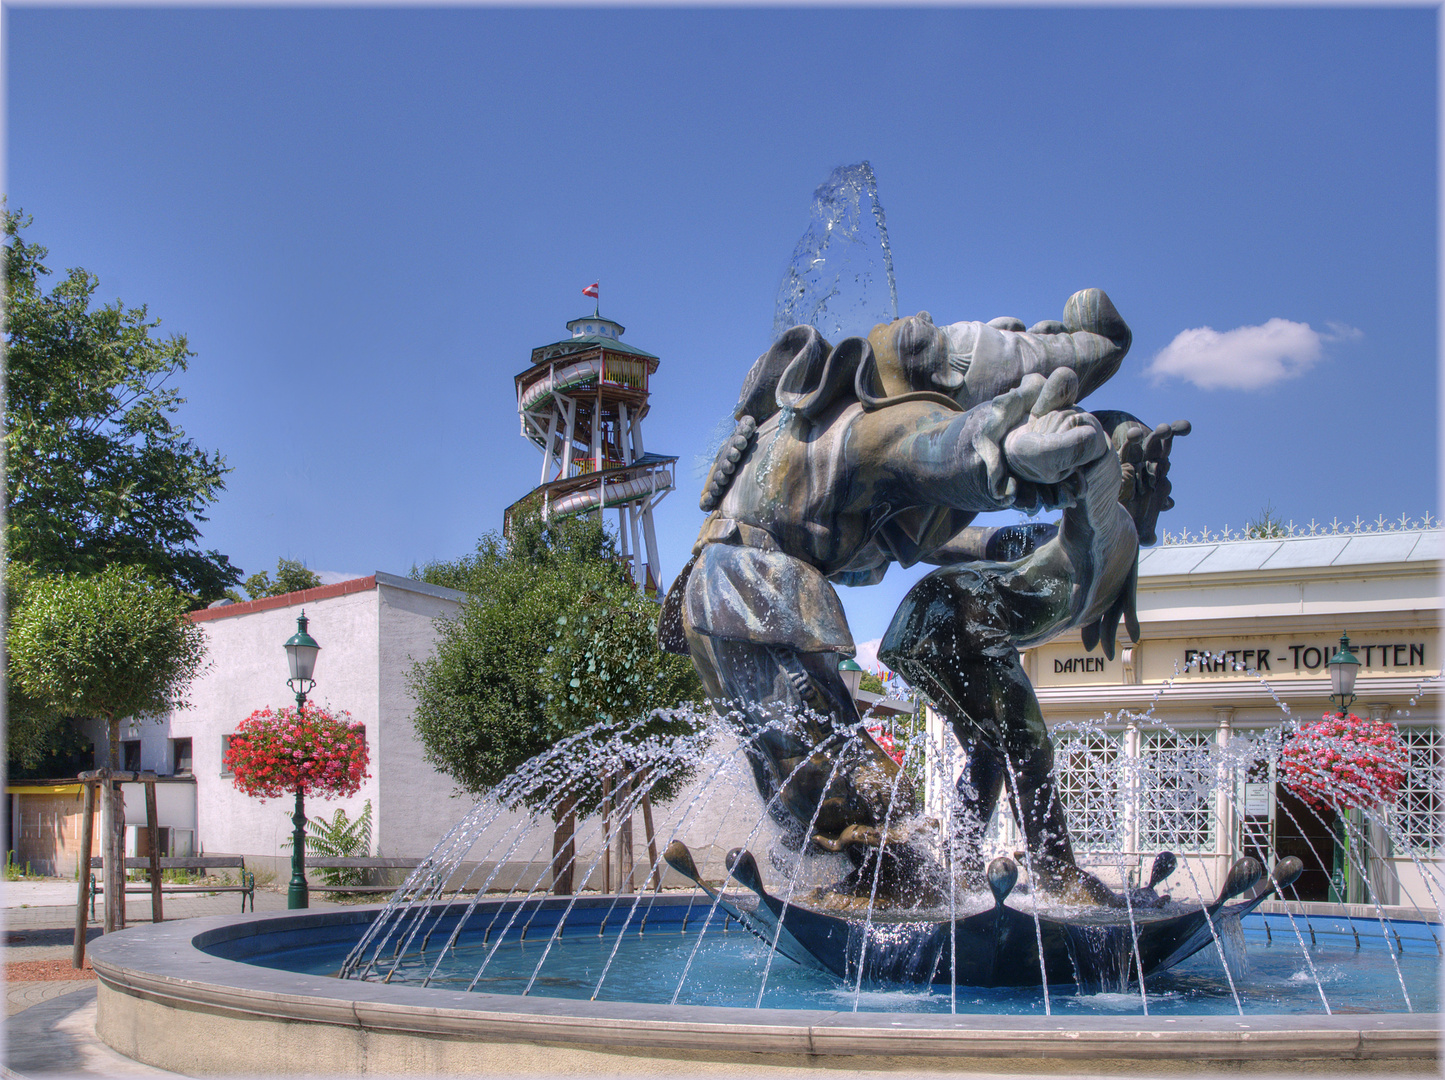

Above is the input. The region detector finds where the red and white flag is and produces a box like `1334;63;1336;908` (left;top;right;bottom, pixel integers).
582;282;599;298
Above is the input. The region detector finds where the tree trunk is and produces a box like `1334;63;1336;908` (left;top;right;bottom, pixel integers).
103;716;125;932
641;784;660;892
601;775;613;894
617;775;635;894
145;781;163;923
550;794;577;895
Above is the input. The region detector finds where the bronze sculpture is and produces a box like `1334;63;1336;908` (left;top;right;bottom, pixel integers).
661;289;1187;907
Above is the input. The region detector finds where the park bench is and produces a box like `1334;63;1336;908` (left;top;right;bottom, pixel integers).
304;857;424;895
90;855;255;916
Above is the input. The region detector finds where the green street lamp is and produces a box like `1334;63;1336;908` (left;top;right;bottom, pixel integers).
285;612;321;710
283;612;321;909
1326;631;1360;717
1325;630;1363;905
838;657;865;699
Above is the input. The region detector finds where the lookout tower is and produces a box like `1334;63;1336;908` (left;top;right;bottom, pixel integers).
506;312;676;594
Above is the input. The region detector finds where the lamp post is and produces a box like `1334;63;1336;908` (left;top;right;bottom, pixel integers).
1326;631;1360;717
838;658;865;700
1325;631;1362;905
283;612;321;909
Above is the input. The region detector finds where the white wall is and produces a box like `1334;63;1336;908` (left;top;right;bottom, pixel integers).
160;587;382;867
374;576;487;857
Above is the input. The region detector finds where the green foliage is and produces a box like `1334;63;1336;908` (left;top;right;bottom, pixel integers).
3;209;239;605
541;584;704;809
859;672;885;695
240;558;322;601
409;513;704;816
5;712;94;779
1245;503;1288;539
282;799;372;886
5;853;36;881
7;565;208;767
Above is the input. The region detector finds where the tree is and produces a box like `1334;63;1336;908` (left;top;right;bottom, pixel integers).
408;513;704;893
408;514;621;798
541;582;704;807
1245;503;1288;539
240;558;322;601
8;564;207;929
3;209;239;605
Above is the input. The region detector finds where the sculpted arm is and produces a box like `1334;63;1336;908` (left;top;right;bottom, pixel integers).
941;288;1132;408
859;368;1111;516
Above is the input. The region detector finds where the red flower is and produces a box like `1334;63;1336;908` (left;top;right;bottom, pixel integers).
225;703;370;802
1281;713;1408;812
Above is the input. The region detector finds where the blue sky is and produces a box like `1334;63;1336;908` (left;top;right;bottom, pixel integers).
5;7;1438;654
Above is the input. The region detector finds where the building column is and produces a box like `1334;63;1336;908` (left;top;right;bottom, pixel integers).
1122;720;1141;883
1365;703;1399;904
1214;707;1235;895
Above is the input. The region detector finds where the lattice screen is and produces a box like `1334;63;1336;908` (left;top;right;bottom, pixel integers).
1394;725;1443;856
1137;728;1217;853
1054;731;1123;849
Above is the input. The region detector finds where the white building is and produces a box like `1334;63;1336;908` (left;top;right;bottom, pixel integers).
67;524;1441;911
87;573;474;876
92;571;753;887
927;524;1442;907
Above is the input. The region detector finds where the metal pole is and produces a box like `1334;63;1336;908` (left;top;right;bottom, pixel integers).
73;781;95;968
145;782;163;923
288;787;309;909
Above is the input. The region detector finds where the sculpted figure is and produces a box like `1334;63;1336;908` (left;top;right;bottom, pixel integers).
661;289;1183;904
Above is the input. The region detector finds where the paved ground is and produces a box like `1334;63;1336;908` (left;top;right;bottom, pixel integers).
2;879;344;1077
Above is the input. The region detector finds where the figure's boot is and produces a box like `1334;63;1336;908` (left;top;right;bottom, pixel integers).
949;739;1007;885
1008;746;1123;908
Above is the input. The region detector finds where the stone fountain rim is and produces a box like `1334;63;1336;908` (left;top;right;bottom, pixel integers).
87;900;1440;1069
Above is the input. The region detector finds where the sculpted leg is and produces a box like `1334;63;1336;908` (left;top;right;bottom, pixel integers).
881;564;1122;905
682;626;914;846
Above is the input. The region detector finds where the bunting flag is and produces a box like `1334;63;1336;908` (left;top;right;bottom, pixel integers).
582;282;600;298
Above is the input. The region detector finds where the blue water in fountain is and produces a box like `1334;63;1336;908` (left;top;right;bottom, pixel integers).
215;906;1439;1016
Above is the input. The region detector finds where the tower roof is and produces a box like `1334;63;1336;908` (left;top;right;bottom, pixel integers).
529;313;659;366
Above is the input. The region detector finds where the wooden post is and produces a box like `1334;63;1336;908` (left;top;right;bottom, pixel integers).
550;793;576;896
601;774;613;894
72;781;96;969
617;776;634;894
641;787;661;892
145;781;163;923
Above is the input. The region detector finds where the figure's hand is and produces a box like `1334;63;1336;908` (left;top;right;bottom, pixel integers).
999;369;1110;487
1093;412;1191;545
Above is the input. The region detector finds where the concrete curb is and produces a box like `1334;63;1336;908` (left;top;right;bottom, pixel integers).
87;903;1442;1076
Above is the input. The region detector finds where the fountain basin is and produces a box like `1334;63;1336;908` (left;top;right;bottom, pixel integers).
88;899;1438;1075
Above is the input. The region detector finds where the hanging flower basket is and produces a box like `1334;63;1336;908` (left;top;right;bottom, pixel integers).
866;725;905;766
1280;712;1408;812
225;703;370;801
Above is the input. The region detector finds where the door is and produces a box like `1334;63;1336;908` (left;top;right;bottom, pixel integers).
1273;784;1335;901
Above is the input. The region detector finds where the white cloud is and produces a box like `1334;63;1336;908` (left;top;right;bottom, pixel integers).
854;638;882;672
316;569;366;585
1145;318;1349;391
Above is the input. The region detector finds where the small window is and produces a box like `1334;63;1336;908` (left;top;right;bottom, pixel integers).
220;734;240;777
122;740;142;772
171;737;193;777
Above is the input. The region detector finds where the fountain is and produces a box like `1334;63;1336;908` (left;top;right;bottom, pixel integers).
86;167;1440;1073
86;701;1441;1073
